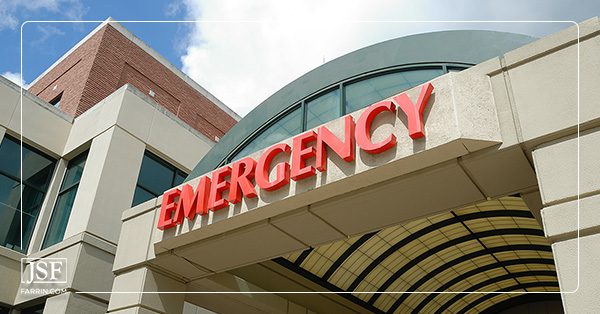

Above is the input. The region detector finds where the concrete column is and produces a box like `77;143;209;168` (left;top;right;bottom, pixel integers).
43;292;107;314
107;267;185;313
534;127;600;313
63;126;145;244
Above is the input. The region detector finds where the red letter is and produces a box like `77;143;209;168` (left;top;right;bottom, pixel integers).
174;176;211;224
256;143;291;191
157;188;180;230
316;115;355;172
355;100;397;154
208;166;231;211
229;157;258;204
393;82;434;139
291;131;317;181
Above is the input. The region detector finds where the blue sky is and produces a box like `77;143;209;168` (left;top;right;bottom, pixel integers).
1;0;189;85
1;0;599;116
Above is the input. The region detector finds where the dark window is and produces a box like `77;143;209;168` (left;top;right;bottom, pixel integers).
21;303;44;314
42;151;87;249
0;136;55;253
305;88;341;130
132;151;187;207
174;171;186;186
231;106;302;162
344;68;444;114
49;93;62;108
447;66;466;72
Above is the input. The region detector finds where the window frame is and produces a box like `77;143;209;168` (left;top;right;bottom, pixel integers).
0;135;56;252
132;151;188;207
343;66;445;114
303;86;342;131
228;103;302;163
41;150;88;250
221;63;470;166
49;92;63;108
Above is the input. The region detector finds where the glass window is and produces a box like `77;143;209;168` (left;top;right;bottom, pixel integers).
49;93;62;108
0;136;55;253
305;88;341;130
136;154;174;196
132;152;188;207
0;305;10;314
21;303;44;314
174;172;186;186
231;106;302;161
344;69;444;113
223;67;450;169
132;186;156;207
447;66;467;72
42;151;87;249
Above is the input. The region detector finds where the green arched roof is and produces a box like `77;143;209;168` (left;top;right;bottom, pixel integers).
188;30;535;180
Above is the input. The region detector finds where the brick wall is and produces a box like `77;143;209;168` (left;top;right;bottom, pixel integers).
28;27;106;116
28;24;237;141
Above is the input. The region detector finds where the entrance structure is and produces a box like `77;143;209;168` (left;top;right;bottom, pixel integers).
108;18;599;313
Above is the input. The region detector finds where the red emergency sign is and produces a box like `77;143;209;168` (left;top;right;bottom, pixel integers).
157;83;434;230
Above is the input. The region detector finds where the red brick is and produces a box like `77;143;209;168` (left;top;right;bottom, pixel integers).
28;24;237;141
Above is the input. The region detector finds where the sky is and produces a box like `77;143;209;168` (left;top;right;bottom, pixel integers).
1;0;599;117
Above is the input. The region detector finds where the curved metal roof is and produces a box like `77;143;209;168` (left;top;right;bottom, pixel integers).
188;30;535;179
276;197;560;313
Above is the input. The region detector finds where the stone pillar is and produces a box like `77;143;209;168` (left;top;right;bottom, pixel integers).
63;126;145;244
534;128;600;313
107;267;185;313
43;292;107;314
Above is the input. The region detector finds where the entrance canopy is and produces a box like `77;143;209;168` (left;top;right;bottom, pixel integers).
275;197;558;313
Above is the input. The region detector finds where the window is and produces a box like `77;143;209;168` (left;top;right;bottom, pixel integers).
132;151;187;207
344;68;444;114
42;151;87;249
221;66;458;165
231;106;303;162
49;93;62;108
0;136;55;253
20;303;44;314
0;306;9;314
305;88;341;130
447;67;466;72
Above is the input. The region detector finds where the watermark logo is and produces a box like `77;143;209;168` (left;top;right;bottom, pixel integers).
21;258;67;284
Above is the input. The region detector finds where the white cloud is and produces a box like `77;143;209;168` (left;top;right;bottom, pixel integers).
0;0;86;31
2;71;28;88
179;0;599;116
165;1;183;17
